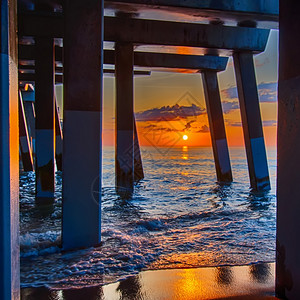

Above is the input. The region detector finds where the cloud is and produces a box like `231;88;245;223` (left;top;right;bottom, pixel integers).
226;120;277;127
255;57;270;67
143;123;183;133
263;120;277;127
227;121;242;127
184;120;196;130
142;121;209;134
135;104;206;122
258;82;277;103
221;81;277;112
222;100;240;114
221;86;238;100
196;125;210;133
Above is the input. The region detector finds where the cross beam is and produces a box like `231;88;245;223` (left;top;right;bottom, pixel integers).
18;13;270;54
105;0;279;22
19;45;229;72
18;70;151;84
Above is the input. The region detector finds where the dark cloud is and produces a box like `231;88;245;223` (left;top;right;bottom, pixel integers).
196;125;210;133
135;104;206;122
184;120;196;130
142;120;209;134
143;123;183;133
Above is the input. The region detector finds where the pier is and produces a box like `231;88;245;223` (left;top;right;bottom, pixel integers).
2;0;300;299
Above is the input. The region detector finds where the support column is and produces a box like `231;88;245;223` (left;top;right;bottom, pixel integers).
233;52;270;191
35;37;55;204
0;1;20;299
19;92;34;171
55;99;63;171
134;117;144;181
276;1;300;298
115;42;134;197
201;71;232;183
23;102;35;152
62;0;103;250
22;89;36;154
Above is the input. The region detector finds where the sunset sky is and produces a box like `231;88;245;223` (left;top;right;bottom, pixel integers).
102;30;278;148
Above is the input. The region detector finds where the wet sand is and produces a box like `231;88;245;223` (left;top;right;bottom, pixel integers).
21;262;278;299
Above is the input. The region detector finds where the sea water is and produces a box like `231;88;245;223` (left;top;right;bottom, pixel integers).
20;146;276;288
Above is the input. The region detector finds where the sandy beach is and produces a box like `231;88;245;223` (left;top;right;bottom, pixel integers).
21;262;278;300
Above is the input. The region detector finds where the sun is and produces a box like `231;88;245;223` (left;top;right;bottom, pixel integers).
183;134;188;141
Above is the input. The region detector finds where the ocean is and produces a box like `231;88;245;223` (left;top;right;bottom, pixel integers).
19;146;277;288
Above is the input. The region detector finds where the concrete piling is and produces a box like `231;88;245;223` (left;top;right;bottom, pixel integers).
0;1;20;299
276;1;300;298
19;91;34;171
62;0;103;250
115;42;134;197
54;99;63;171
233;52;270;191
35;37;55;204
22;89;36;154
201;71;232;183
134;117;144;181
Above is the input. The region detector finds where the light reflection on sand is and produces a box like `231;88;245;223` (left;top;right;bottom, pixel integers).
21;263;276;300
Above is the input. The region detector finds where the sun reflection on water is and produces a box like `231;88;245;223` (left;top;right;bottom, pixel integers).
182;146;189;160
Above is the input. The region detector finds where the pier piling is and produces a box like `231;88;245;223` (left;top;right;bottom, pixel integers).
19;92;34;171
134;117;144;181
0;0;20;299
276;1;300;298
115;42;134;196
35;37;55;204
202;71;232;183
62;0;103;250
22;89;36;154
233;52;270;191
54;100;63;171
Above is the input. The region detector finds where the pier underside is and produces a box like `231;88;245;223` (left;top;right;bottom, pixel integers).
7;0;300;299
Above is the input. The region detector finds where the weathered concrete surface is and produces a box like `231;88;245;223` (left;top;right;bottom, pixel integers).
19;44;229;72
115;42;134;197
18;14;270;54
105;0;278;14
202;71;232;183
233;52;270;191
62;0;103;250
35;37;55;204
106;50;229;71
276;1;300;299
105;0;279;29
0;1;20;299
105;17;269;54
